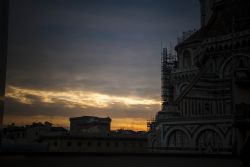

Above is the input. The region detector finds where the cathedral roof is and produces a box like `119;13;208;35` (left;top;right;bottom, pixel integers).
176;0;250;49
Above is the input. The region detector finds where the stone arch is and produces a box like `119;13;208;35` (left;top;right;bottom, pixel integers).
163;127;192;148
178;82;189;94
219;54;250;78
193;125;225;152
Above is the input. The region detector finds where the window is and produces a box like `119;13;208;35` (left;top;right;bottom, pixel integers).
197;130;223;152
168;130;190;148
183;50;192;68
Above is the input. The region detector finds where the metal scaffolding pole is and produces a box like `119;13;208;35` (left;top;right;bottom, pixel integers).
161;45;176;111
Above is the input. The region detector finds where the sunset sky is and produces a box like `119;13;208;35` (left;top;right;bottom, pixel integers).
4;0;199;131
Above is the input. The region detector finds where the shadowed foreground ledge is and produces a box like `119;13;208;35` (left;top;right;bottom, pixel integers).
0;153;243;167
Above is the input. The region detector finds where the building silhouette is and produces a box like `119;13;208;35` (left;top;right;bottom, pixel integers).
70;116;111;135
38;116;147;153
148;0;250;155
39;132;147;153
2;116;148;153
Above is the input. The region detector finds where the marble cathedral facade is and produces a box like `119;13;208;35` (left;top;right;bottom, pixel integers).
148;0;250;155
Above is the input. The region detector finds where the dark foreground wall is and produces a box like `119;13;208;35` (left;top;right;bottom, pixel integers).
0;0;9;127
0;154;243;167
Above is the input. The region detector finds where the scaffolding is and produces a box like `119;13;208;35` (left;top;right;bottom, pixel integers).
147;117;155;131
161;44;176;111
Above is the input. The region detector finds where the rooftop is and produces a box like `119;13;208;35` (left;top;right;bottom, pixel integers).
70;116;111;122
176;0;250;49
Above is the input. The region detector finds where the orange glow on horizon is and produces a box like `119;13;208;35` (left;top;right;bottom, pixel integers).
3;115;148;132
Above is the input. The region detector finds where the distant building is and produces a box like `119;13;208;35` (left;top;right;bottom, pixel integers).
2;122;68;152
148;0;250;155
39;132;147;153
37;116;148;153
25;122;68;141
70;116;111;134
2;124;27;142
2;122;68;142
2;116;149;153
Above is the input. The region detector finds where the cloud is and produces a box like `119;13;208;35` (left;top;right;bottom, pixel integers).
6;85;160;110
5;0;200;131
4;85;160;131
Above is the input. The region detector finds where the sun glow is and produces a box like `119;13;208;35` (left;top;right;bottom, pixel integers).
6;85;160;109
3;115;148;131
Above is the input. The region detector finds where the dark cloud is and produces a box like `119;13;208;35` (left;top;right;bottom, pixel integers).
5;0;200;127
